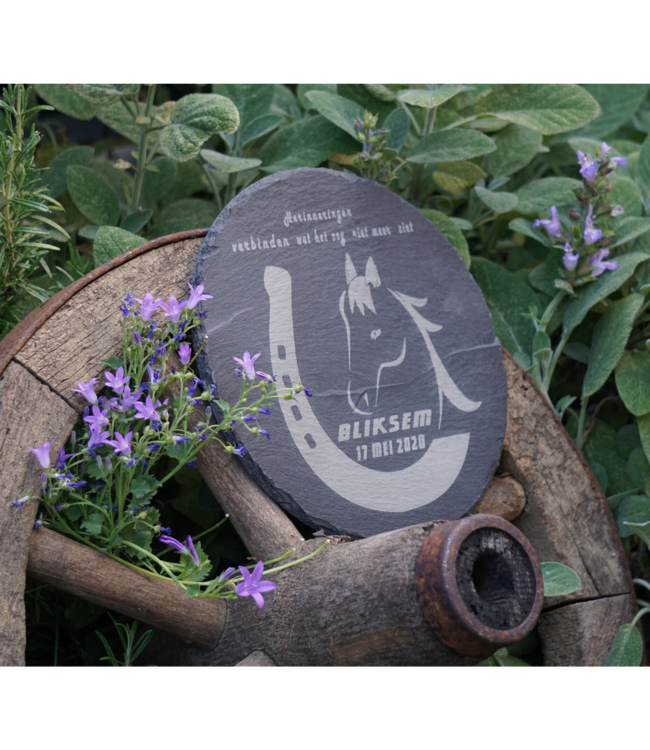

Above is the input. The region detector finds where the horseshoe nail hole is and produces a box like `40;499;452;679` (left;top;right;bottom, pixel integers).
277;345;286;360
282;375;292;389
471;551;515;602
304;433;316;449
291;405;302;422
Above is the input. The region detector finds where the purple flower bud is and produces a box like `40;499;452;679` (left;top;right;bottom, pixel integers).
533;206;562;238
233;444;247;456
179;343;192;366
160;527;172;535
133;331;142;346
219;567;235;581
258;407;271;415
12;496;29;510
259;429;271;439
187;461;197;468
243;415;257;422
185;535;200;566
205;406;211;417
70;431;76;443
303;386;313;398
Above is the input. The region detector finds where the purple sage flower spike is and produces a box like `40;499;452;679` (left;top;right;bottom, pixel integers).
235;561;277;610
577;150;598;182
185;536;200;566
28;442;52;469
583;205;603;246
233;351;261;380
590;248;618;277
134;293;163;321
178;343;192;365
70;377;99;404
532;206;561;238
185;282;214;310
563;243;580;271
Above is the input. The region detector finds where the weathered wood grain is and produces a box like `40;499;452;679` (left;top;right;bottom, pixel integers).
472;474;526;521
16;238;203;411
538;594;639;666
235;650;277;666
502;353;631;606
27;527;226;651
0;361;78;666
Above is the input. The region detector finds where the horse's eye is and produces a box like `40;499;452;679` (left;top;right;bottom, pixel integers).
371;328;382;340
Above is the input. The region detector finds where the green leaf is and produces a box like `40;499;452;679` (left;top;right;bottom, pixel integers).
581;417;636;496
148;199;216;238
563;252;650;336
397;85;464;108
93;98;156;145
564;342;591;364
616;350;650;416
364;84;396;102
624;520;650;546
420;209;470;269
297;84;337;111
609;176;643;217
477;84;600;135
200;149;261;173
91;160;133;203
637;134;650;197
185;584;200;597
41;146;94;199
407;129;496;164
101;356;123;369
120;210;153;234
71;84;140;105
78;225;99;241
241;115;284;147
259;115;358;172
158;94;240;162
540;562;581;597
129;475;162;504
337;84;398;126
627;447;650;491
606;623;643;666
590;462;608;493
475;186;519;214
582;294;643;398
616;494;650;537
514;177;580;214
34;84;100;120
532;329;551;360
384;107;409;152
211;84;274;131
433;161;486;195
93;226;143;267
304;91;365;139
611;217;650;248
571;85;648;140
616;424;642;461
488;125;542;177
470;257;539;357
67;165;120;226
215;399;230;412
81;513;105;536
140;157;178;205
508;218;551;246
637;413;650;464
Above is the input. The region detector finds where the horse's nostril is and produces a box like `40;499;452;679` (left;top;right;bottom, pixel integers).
371;328;382;340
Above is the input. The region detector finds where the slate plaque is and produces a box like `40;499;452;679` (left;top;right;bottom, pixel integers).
193;168;507;538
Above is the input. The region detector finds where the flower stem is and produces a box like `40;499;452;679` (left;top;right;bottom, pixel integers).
130;85;157;212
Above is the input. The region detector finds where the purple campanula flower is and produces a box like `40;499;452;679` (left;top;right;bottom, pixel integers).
120;386;141;412
104;431;133;456
533;206;561;238
133;395;162;422
126;458;137;468
64;480;87;489
187;377;203;399
151;421;163;431
233;444;247;456
146;365;162;388
28;442;52;469
259;429;271;439
173;435;190;444
563;243;580;271
87;424;111;450
303;386;313;397
124;292;134;306
133;331;142;346
198;310;208;319
148;444;161;452
258;407;271;416
233;351;261;380
577;150;598;183
33;520;41;529
160;527;172;535
584;204;603;245
84;405;109;428
70;378;99;404
235;561;276;610
187;461;197;469
134;293;163;321
234;369;243;378
219;567;235;582
160;296;186;323
229;420;237;427
178;343;192;366
147;321;157;340
119;302;130;317
55;447;75;469
185;536;200;566
105;366;131;395
185;282;214;310
590;248;618;277
242;415;257;422
12;496;29;510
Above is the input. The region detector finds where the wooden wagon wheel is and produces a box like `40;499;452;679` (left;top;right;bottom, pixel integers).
0;230;641;666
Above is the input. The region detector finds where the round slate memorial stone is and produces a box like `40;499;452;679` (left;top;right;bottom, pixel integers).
193;168;507;538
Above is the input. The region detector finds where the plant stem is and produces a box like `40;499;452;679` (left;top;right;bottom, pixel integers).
130;85;157;211
576;396;589;449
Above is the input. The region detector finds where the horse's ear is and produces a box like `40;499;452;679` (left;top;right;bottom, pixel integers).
345;254;357;285
365;256;380;288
